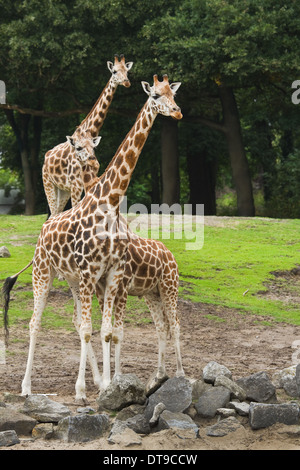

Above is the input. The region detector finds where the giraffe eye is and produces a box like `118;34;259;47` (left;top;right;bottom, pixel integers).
153;94;160;100
76;146;83;151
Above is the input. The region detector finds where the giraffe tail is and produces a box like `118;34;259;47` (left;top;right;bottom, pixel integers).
2;259;33;347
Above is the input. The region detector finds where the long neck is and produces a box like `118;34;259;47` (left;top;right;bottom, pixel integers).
92;99;156;208
81;165;99;193
75;77;117;137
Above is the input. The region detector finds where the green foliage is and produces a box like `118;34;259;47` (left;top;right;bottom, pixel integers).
0;0;300;216
264;151;300;218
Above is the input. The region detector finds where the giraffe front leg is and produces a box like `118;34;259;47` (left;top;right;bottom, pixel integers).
101;315;112;391
75;283;94;401
71;286;102;391
100;271;124;390
112;292;127;377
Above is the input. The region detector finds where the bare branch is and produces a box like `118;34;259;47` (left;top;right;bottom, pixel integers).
185;115;226;133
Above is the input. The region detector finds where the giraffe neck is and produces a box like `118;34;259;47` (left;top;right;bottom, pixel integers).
74;77;117;138
82;165;99;193
91;99;156;208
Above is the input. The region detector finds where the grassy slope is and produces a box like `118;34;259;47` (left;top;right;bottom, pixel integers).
0;214;300;329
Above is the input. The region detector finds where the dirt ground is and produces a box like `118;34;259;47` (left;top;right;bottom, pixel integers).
1;291;300;451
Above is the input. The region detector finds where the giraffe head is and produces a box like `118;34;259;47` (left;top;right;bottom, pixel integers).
66;133;101;173
141;74;182;120
107;54;133;88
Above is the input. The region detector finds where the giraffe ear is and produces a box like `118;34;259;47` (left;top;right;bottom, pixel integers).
92;136;101;147
170;82;181;94
141;81;151;96
126;62;133;71
107;61;114;73
66;136;75;147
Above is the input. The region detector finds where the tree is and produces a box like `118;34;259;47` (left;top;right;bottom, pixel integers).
0;0;97;213
141;0;300;216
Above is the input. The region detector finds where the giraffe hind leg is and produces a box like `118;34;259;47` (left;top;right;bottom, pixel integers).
159;289;184;378
70;283;102;392
21;267;55;396
144;292;168;381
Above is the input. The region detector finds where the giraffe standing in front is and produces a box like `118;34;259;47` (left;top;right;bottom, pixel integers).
70;135;184;386
3;74;182;400
43;55;133;216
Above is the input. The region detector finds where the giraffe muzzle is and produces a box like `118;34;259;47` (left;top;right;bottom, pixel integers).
123;80;131;88
171;108;183;120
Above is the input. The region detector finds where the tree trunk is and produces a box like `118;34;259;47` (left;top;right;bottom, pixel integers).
219;85;255;216
150;158;161;204
161;117;180;206
186;148;216;215
19;114;36;215
4;110;37;215
30;116;42;194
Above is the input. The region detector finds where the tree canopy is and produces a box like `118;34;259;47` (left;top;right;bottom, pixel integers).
0;0;299;216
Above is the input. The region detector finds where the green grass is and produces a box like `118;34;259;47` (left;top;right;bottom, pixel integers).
1;214;300;329
161;217;300;324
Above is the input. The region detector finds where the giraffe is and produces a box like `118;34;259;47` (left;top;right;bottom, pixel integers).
3;74;182;400
72;137;184;385
42;54;133;216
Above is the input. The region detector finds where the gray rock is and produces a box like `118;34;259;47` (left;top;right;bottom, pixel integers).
116;404;146;421
0;430;20;447
203;361;232;384
109;419;128;439
188;377;212;400
157;410;199;437
0;407;36;435
149;402;166;426
55;413;109;442
3;393;26;405
108;425;142;446
97;374;146;411
144;377;192;421
228;401;250;416
0;246;11;258
296;364;300;396
214;375;247;401
32;423;54;439
216;408;236;418
126;413;151;434
145;372;169;396
195;386;231;418
22;395;71;423
206;416;245;437
236;371;277;403
249;402;300;430
77;406;96;414
273;366;299;397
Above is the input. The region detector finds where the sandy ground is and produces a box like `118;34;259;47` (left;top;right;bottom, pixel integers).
1;290;300;451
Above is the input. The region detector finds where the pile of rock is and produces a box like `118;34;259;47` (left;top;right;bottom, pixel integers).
1;362;300;447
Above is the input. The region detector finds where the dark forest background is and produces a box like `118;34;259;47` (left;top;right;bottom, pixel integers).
0;0;299;218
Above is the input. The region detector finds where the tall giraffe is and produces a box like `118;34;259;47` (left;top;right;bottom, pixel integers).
3;74;182;400
71;136;184;385
42;54;133;216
